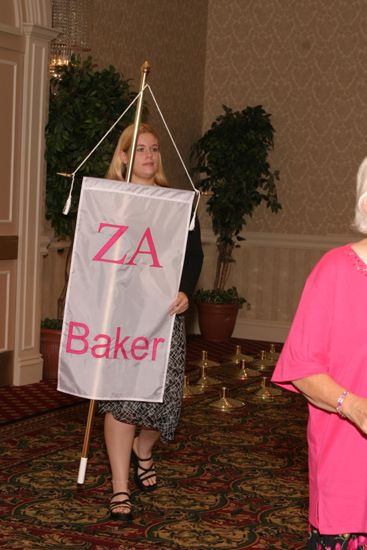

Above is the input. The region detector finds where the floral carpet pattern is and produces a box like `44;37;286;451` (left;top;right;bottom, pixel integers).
0;337;309;549
0;380;82;424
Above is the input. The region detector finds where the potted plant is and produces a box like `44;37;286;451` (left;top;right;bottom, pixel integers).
191;105;281;341
40;318;63;380
41;55;135;379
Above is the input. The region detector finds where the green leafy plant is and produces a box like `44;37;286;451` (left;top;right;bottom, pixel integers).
41;318;63;330
194;287;246;305
45;55;135;318
191;104;281;303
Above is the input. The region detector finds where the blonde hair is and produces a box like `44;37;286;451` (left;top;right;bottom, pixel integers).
353;157;367;234
106;122;168;187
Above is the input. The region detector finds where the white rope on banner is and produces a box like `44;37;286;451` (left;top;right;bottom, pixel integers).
62;84;201;230
62;91;141;214
144;84;200;229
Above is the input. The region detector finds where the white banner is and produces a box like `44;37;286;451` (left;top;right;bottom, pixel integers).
58;177;194;401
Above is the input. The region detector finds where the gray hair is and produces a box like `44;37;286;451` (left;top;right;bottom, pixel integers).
353;157;367;234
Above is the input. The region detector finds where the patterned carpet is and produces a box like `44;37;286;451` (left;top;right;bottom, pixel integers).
0;380;83;424
0;336;309;549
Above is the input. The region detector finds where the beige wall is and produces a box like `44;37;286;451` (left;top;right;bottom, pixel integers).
89;0;209;190
203;0;367;236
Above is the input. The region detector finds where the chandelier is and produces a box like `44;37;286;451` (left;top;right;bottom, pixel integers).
49;0;89;77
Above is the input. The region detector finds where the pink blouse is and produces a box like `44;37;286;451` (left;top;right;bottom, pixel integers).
272;244;367;534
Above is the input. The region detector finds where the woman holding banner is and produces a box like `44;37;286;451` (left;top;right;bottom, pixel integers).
100;123;203;522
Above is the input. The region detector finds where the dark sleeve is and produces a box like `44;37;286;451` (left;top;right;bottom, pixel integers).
179;217;204;299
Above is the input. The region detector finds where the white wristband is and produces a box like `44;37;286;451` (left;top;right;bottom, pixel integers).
336;390;349;418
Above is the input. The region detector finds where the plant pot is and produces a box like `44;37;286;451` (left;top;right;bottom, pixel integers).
196;302;240;342
40;328;61;381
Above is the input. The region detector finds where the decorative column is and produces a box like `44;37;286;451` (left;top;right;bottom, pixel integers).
12;21;57;384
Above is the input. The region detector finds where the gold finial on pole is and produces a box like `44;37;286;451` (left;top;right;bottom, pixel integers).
126;60;151;183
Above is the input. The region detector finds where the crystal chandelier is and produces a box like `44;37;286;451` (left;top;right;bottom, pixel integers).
49;0;89;77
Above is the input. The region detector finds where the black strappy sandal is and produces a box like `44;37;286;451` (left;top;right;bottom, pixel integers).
131;449;157;492
109;491;133;522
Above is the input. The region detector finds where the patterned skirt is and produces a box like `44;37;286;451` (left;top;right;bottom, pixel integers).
307;526;367;549
99;316;186;443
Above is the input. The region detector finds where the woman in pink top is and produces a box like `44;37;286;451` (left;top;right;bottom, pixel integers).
272;157;367;550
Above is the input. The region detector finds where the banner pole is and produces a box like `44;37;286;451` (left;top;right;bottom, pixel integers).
76;61;151;485
126;60;151;183
77;399;96;484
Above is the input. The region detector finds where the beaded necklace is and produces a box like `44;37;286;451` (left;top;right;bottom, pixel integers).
346;244;367;276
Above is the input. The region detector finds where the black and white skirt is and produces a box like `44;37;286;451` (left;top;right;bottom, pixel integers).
99;316;186;442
